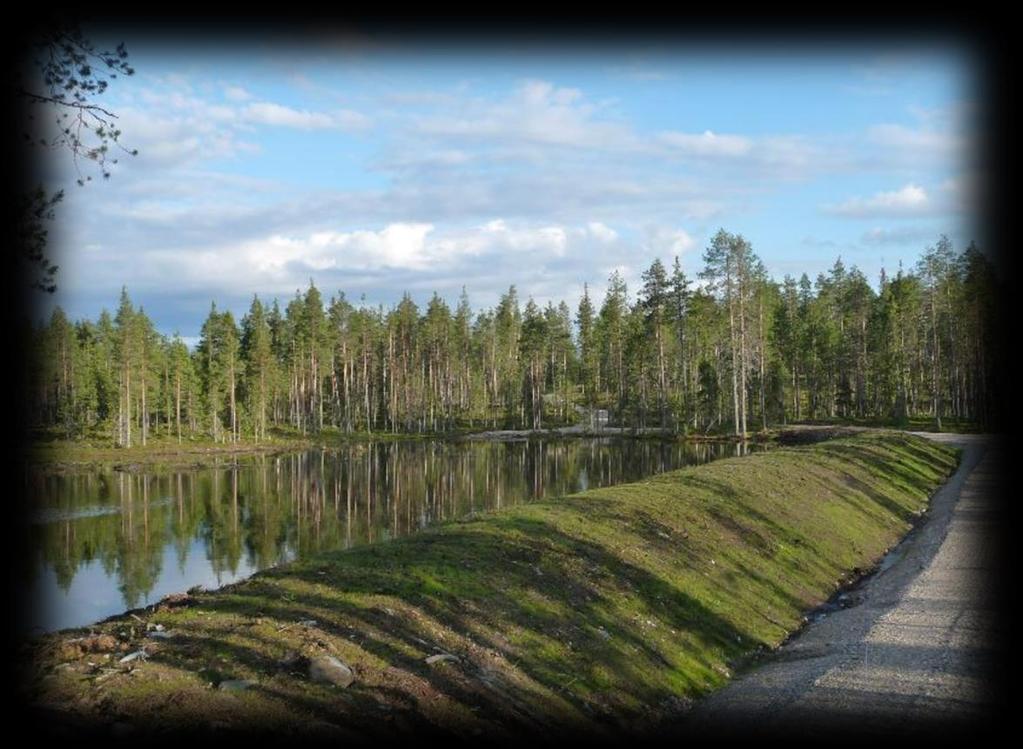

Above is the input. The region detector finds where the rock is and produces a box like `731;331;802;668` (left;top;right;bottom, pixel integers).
308;655;355;687
278;651;307;670
147;630;176;640
80;634;119;652
57;643;83;660
157;592;194;610
218;679;257;693
425;653;460;665
118;649;147;664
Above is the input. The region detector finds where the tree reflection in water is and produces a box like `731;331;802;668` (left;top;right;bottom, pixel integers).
27;438;755;632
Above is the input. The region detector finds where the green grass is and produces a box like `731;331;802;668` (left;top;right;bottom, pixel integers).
23;431;958;738
790;415;984;433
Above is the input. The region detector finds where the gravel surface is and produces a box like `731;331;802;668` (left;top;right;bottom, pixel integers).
674;433;1005;739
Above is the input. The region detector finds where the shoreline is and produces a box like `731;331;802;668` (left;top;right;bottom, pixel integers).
21;431;958;738
24;425;788;472
23;421;970;473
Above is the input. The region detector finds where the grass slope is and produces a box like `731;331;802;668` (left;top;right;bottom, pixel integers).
23;431;958;739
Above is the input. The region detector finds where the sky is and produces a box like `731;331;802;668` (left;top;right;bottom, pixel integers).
30;32;980;346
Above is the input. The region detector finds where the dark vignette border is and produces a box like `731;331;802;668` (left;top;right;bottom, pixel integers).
6;12;1012;747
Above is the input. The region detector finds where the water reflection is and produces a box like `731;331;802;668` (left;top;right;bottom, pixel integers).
26;438;755;632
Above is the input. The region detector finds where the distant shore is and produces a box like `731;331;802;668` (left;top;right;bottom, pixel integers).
23;418;975;472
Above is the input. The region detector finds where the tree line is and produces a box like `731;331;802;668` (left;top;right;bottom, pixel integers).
27;231;1003;445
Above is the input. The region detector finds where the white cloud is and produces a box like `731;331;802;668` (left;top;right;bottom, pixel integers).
340;79;861;227
99;223;437;297
407;80;831;182
271;223;437;270
475;219;570;256
586;222;619;243
861;226;938;246
332;109;373;131
642;226;696;259
168;220;556;285
675;200;726;221
34;55;978;344
106;107;246;168
242;102;370;131
224;85;253;102
757;136;829;170
418;79;633;150
244;101;334;128
522;80;581;107
60;219;646;310
868;123;960;154
825;183;931;218
658;130;752;157
653;131;835;179
382;149;472;171
86;79;372;175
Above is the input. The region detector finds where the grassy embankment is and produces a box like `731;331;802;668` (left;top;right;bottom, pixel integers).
24;431;958;738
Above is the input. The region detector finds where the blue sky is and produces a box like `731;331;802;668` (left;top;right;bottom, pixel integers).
32;35;979;344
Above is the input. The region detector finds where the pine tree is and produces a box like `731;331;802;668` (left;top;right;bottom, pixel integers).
241;296;274;441
27;235;1002;442
575;284;598;413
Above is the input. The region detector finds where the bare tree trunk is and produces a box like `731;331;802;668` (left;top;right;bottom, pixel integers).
738;276;748;438
125;365;132;448
175;370;181;444
140;363;147;447
229;358;237;443
759;294;767;431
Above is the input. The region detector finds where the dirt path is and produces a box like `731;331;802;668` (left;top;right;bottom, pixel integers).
674;433;1005;738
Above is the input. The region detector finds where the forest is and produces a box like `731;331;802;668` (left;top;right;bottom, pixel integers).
27;230;1004;445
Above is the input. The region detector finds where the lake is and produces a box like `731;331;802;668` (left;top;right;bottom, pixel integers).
25;437;755;633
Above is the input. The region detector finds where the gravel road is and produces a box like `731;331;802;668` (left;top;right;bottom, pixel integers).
674;432;1006;739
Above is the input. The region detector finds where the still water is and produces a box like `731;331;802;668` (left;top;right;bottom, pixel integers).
26;438;753;633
